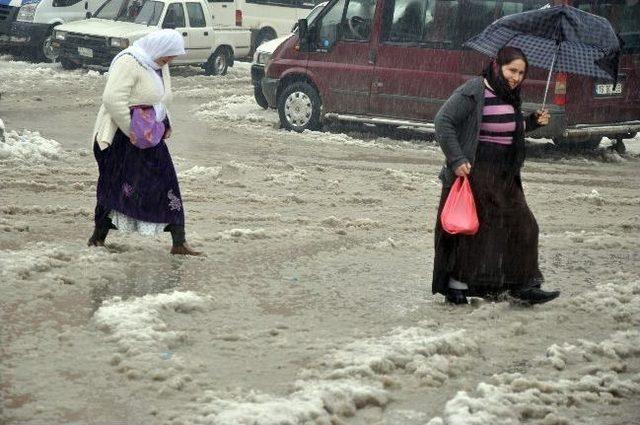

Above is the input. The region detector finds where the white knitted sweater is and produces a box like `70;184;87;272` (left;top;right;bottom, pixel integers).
92;54;173;150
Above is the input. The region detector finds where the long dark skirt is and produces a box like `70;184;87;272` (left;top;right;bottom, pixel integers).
432;142;543;298
93;129;185;228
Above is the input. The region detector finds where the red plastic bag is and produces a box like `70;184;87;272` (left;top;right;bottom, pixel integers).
441;176;479;235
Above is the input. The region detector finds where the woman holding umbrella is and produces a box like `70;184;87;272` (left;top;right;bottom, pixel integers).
432;46;560;305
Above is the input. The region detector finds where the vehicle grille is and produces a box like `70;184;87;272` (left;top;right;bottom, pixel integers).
60;33;116;65
66;33;108;49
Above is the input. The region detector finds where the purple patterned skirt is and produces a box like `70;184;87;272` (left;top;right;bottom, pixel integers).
93;129;184;228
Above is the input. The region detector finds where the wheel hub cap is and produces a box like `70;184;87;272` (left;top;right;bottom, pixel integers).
284;92;312;128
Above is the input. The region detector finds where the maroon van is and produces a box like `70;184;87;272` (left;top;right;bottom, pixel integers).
261;0;640;150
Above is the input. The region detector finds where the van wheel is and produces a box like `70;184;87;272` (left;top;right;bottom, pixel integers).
278;82;322;132
254;84;269;109
204;49;229;76
553;136;602;151
60;58;80;70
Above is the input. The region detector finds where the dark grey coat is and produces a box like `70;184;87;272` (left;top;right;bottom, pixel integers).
434;77;539;188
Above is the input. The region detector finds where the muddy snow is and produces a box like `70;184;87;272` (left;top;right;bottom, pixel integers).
1;56;639;425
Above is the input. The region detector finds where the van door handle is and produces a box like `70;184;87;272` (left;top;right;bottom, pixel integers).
368;50;377;65
182;32;188;37
204;31;209;36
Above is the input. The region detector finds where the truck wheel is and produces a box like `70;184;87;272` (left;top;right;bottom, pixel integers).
255;28;276;48
60;58;80;70
552;136;602;151
254;84;269;109
204;49;229;76
278;81;322;132
32;28;58;63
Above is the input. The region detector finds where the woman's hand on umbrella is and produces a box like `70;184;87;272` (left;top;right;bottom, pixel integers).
535;109;550;126
455;162;472;177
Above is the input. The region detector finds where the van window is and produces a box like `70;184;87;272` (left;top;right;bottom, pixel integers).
342;0;377;40
383;0;427;43
315;0;376;47
422;0;459;48
135;0;164;25
186;2;207;27
163;2;186;28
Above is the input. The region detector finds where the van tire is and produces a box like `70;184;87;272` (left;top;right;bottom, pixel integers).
254;84;269;109
278;81;322;132
60;58;80;70
553;136;602;150
204;49;229;76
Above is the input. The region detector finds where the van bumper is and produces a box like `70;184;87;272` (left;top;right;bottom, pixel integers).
53;37;122;68
261;77;279;108
9;21;51;47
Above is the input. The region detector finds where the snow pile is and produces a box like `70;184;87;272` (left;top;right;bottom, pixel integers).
312;328;478;386
320;216;381;230
197;95;277;124
428;330;640;425
563;280;640;325
568;189;606;205
214;228;269;240
0;242;75;281
179;165;222;181
265;167;308;185
0;129;62;162
94;291;209;358
181;379;388;425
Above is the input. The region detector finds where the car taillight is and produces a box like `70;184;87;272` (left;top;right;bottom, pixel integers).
235;10;242;27
553;72;567;106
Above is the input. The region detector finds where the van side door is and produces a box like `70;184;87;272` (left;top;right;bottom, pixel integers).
370;0;463;121
307;0;377;115
162;2;190;62
185;1;213;62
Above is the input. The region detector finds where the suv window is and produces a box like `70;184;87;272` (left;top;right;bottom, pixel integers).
163;2;186;28
422;0;459;48
186;2;206;27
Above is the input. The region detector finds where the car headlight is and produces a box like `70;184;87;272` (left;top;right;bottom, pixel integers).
54;30;67;41
109;37;129;48
256;52;272;65
16;3;37;22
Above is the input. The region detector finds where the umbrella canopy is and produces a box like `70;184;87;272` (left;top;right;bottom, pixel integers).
464;5;621;81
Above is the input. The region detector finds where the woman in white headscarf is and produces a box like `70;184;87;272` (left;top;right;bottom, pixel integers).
89;29;201;255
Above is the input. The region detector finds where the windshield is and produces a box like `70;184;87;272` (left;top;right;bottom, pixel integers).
94;0;148;22
306;2;327;24
134;0;164;25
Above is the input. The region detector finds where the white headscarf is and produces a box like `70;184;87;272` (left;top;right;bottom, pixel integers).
109;29;186;122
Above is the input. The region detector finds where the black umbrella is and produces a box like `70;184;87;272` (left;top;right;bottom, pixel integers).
465;4;621;109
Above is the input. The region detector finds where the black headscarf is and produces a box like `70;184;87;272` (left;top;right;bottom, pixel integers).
481;47;529;170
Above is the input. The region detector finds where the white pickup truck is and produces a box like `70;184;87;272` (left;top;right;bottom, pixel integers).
51;0;250;75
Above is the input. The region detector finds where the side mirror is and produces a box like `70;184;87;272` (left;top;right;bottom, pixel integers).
163;22;176;29
297;18;308;50
85;11;92;18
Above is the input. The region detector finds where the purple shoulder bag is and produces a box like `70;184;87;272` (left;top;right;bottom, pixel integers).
129;105;165;149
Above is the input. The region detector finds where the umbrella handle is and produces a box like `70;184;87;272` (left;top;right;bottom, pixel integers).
542;42;561;110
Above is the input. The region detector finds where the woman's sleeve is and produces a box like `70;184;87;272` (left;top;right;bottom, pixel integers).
524;112;542;133
434;91;475;171
102;56;136;134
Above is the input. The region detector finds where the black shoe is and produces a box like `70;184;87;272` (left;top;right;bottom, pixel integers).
509;287;560;305
445;288;469;305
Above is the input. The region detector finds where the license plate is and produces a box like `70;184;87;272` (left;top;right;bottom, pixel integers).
594;82;623;96
78;47;93;58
